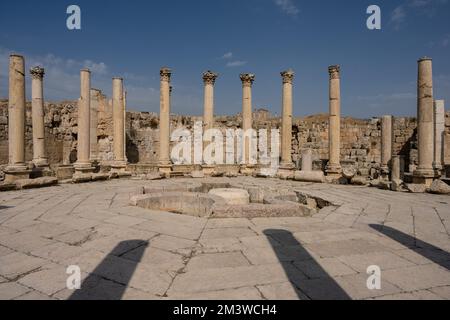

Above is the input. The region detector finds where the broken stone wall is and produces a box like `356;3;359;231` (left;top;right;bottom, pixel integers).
0;100;440;175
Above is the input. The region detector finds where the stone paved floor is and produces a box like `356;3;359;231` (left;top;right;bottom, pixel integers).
0;177;449;300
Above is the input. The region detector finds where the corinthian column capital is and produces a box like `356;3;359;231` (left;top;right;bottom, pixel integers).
281;69;295;84
160;67;172;82
240;73;255;87
328;65;340;80
203;70;218;85
30;66;45;80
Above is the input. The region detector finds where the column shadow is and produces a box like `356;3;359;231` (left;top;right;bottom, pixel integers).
69;240;148;300
263;229;350;300
0;206;12;210
370;224;450;271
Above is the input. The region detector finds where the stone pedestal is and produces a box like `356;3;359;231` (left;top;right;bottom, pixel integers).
381;115;393;178
433;100;445;176
159;67;173;174
201;165;215;176
413;57;436;186
301;149;313;172
5;54;30;182
325;65;342;178
239;73;255;175
74;69;94;175
111;78;128;173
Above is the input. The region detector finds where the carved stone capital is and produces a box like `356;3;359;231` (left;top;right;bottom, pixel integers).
328;65;340;80
160;67;172;82
240;73;255;87
203;70;218;85
30;66;45;80
281;69;295;84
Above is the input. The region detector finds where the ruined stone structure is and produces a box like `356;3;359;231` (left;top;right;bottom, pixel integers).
2;99;448;175
0;55;449;192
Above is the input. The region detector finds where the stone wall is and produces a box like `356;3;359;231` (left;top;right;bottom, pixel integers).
0;99;448;175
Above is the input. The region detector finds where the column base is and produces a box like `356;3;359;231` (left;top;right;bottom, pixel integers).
73;162;95;174
32;158;49;168
4;165;31;183
325;164;342;178
240;164;255;176
56;165;75;180
158;163;173;176
202;165;215;176
110;161;131;178
277;163;295;180
413;168;437;187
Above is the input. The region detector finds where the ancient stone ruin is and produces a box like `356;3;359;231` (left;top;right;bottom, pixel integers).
1;54;449;197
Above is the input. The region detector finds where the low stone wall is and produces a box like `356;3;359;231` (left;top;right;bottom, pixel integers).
0;99;448;176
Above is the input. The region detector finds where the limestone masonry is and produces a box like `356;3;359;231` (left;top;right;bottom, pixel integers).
1;98;449;175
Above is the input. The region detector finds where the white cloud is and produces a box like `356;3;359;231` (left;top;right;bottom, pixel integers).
0;47;159;111
222;52;233;59
274;0;299;17
391;0;448;29
390;6;407;29
226;60;247;67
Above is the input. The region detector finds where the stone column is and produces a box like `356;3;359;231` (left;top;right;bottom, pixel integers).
123;89;128;162
202;71;218;175
30;66;49;169
203;71;218;131
391;155;404;181
413;57;436;186
326;65;342;177
159;67;172;174
111;78;127;172
391;155;405;191
240;73;255;174
74;69;94;174
280;69;295;171
433;100;445;176
90;88;100;163
5;54;30;182
381;115;393;177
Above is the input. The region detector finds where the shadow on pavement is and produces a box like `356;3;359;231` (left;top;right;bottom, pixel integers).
264;229;351;300
69;240;148;300
370;224;450;271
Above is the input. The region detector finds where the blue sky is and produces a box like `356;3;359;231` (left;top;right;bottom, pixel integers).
0;0;449;118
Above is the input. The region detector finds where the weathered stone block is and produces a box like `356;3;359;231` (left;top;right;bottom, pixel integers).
429;180;450;195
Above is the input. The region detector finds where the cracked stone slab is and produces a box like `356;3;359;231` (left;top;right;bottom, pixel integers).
0;252;48;280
